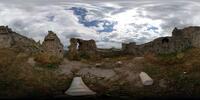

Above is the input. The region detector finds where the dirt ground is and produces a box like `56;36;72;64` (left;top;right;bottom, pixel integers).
1;48;200;98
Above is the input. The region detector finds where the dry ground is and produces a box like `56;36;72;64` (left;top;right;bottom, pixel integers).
0;48;200;98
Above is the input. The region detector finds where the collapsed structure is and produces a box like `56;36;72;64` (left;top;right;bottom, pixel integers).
41;31;64;58
68;38;98;60
0;26;40;54
0;26;64;59
67;26;200;58
1;25;200;59
122;26;200;55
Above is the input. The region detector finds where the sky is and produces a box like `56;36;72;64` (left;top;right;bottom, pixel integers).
0;0;200;49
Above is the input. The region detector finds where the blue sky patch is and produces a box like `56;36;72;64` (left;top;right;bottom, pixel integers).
147;25;159;33
69;7;116;33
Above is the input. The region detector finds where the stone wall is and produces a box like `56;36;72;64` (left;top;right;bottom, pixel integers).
0;26;40;54
68;38;98;60
68;38;79;60
1;25;200;59
41;31;64;58
0;26;13;48
0;26;64;57
122;27;196;55
172;26;200;48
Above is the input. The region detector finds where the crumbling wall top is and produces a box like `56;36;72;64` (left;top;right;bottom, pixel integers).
0;26;12;34
44;31;59;41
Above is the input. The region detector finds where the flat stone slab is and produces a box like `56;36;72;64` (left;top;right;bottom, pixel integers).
139;72;154;86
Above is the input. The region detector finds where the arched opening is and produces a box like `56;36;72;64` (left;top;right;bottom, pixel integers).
162;38;169;44
76;43;79;50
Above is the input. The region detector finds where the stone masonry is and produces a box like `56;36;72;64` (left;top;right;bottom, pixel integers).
0;26;13;48
68;38;98;59
122;26;200;55
1;25;200;59
41;31;64;58
0;26;40;54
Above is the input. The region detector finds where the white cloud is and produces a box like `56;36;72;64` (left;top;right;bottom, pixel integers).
0;0;200;49
0;3;99;47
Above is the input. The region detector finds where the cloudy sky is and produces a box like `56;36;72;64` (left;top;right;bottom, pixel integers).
0;0;200;48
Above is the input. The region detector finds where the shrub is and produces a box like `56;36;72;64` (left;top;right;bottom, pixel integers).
0;48;17;67
79;52;90;59
144;52;158;63
155;52;184;65
34;52;62;67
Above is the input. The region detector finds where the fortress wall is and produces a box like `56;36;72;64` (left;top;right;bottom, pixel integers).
0;25;199;59
122;28;193;55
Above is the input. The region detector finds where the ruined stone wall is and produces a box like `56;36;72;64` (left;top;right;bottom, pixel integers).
11;32;41;53
122;27;194;55
0;34;13;48
68;38;79;60
41;31;64;58
77;39;97;58
1;25;200;58
172;26;200;48
68;38;98;60
0;26;14;48
0;26;40;54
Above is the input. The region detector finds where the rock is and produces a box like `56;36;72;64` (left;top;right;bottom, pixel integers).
134;57;144;61
34;67;44;71
78;67;116;79
104;58;110;61
115;61;123;67
95;63;102;67
139;72;153;86
27;57;36;66
41;31;64;58
116;61;122;65
159;79;167;88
